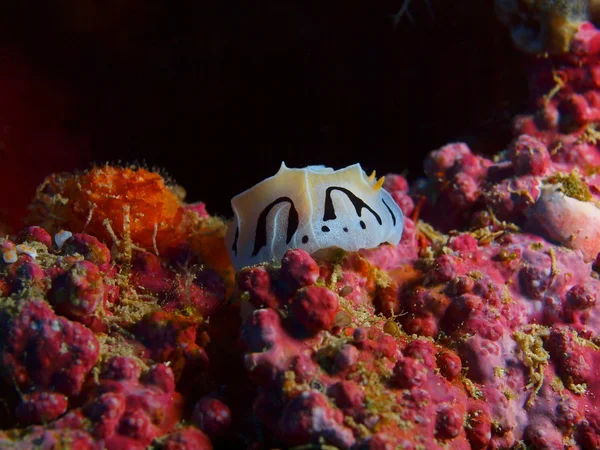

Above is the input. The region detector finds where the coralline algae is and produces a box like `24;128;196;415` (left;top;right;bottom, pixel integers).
2;14;600;450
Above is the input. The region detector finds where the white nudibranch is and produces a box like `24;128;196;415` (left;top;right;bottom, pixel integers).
226;162;404;270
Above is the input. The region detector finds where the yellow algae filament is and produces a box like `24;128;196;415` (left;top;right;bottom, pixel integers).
513;325;550;408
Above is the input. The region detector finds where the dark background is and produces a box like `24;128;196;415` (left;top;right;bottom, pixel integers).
0;0;529;222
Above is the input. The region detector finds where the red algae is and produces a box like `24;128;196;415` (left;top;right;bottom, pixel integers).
26;165;235;292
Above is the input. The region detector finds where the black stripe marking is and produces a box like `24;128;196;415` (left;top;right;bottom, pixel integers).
232;226;240;255
323;186;382;225
382;198;397;226
252;197;299;256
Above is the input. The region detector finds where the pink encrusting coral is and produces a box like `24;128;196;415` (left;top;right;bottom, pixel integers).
416;22;600;263
0;355;202;450
237;238;600;448
232;21;600;450
0;220;220;448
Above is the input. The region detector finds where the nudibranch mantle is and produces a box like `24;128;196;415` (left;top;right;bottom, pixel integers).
226;162;404;270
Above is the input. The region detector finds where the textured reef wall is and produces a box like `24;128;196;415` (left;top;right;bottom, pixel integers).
2;13;600;450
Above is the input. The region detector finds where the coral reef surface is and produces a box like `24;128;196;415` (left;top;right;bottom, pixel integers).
2;13;600;450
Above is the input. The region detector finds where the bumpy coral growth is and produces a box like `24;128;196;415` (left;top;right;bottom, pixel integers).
0;356;194;450
417;21;600;266
236;236;600;448
0;180;225;447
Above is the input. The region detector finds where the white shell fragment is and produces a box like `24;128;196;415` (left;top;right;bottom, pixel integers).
2;249;17;264
16;244;38;259
54;230;73;250
226;162;404;270
526;184;600;262
0;239;17;264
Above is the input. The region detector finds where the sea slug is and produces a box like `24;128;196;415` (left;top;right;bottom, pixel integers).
226;162;404;270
